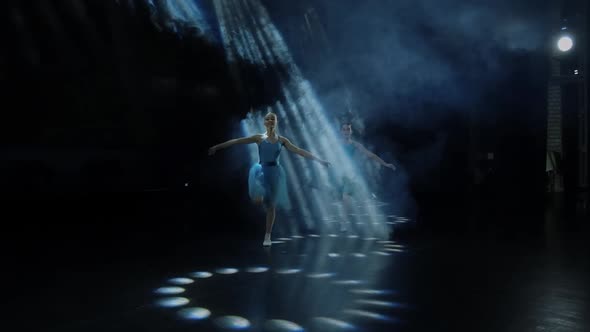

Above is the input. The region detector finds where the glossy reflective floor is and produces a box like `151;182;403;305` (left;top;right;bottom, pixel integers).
7;193;590;332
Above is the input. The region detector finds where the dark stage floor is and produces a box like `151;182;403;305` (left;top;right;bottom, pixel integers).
6;193;590;332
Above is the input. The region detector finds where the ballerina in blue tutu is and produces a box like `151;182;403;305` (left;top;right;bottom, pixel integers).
209;111;331;246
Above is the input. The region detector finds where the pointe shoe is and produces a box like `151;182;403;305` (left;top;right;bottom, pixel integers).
263;234;272;246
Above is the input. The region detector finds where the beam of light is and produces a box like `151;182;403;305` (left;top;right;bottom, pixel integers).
178;307;211;320
211;0;236;62
229;0;265;65
168;277;194;285
246;266;269;273
557;35;573;52
349;289;396;296
355;299;405;308
216;268;239;274
157;0;213;39
190;271;213;278
312;317;356;330
214;0;395;293
232;2;338;231
154;286;185;295
264;319;304;332
214;315;251;330
156;297;190;308
342;309;396;322
221;0;254;63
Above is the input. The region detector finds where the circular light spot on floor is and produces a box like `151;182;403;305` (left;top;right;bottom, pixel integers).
308;234;320;238
275;268;301;274
384;244;405;248
328;253;341;258
384;248;404;253
355;299;402;308
362;237;378;241
312;317;356;330
216;268;239;275
306;272;335;279
371;251;391;256
156;297;190;307
351;253;366;258
349;289;395;296
355;222;365;225
276;238;291;241
178;307;211;320
292;235;304;239
264;319;304;331
342;309;394;322
190;271;213;278
214;315;251;330
168;277;194;285
347;235;359;239
328;234;339;237
246;266;269;273
155;286;185;295
332;280;363;285
377;240;395;244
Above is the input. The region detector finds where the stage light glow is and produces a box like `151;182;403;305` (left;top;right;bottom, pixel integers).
557;36;573;52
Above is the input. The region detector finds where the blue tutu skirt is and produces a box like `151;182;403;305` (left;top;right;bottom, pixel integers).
248;163;291;210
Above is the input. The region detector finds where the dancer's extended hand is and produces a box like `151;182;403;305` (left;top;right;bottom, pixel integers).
384;163;396;171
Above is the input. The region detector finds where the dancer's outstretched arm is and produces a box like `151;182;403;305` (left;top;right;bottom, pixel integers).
353;141;396;170
280;136;331;167
209;134;262;155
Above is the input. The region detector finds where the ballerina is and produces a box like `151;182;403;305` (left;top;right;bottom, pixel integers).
209;111;331;246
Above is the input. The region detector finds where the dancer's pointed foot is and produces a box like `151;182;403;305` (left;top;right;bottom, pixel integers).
263;233;272;246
